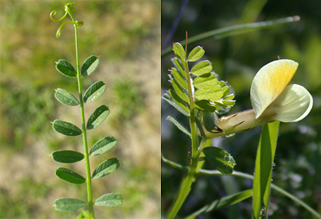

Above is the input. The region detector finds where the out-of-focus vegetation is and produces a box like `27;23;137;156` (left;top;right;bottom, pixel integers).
0;1;160;218
162;0;321;218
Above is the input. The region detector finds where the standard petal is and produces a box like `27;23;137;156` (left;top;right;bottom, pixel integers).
263;84;313;123
250;59;298;118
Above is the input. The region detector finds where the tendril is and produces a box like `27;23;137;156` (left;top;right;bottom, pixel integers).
50;10;68;22
56;20;76;38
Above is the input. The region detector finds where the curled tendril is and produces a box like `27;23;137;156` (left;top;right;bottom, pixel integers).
56;20;76;38
51;2;82;38
50;10;68;22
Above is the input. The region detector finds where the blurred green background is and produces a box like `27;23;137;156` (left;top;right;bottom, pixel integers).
161;0;321;218
0;1;160;218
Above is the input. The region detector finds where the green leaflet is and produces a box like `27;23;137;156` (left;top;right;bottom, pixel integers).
166;116;191;138
194;86;224;102
190;60;212;76
52;120;82;136
95;193;123;207
173;42;186;61
90;137;117;156
56;167;86;184
54;198;86;212
187;46;205;62
172;57;187;79
52;150;84;163
84;81;106;103
203;147;236;174
81;55;99;77
185;189;253;218
193;72;219;88
56;59;77;77
194;100;216;113
170;75;189;103
92;158;120;179
87;105;110;130
171;68;188;90
55;88;79;106
162;90;190;116
252;121;279;219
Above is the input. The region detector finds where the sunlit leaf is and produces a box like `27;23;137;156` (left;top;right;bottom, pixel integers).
173;42;185;61
56;60;77;77
194;86;223;102
190;60;212;76
87;105;110;130
188;46;205;62
52;120;82;136
52;150;84;163
95;193;122;207
81;55;99;77
84;81;106;103
56;167;86;184
92;158;120;179
90;137;117;156
193;73;220;88
55;88;79;106
203;147;236;174
54;198;86;211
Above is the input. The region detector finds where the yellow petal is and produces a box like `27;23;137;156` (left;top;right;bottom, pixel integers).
250;59;298;118
265;84;313;122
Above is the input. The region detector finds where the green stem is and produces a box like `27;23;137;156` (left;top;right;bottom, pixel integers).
167;39;201;219
68;13;95;219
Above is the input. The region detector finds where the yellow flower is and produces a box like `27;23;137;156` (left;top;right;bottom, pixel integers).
250;59;313;123
205;59;313;138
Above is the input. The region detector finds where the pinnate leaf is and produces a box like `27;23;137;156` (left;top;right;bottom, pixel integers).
55;88;79;106
55;198;86;211
188;46;205;62
81;55;99;77
191;60;212;76
84;81;106;103
95;193;122;207
90;137;117;156
52;120;82;136
56;167;86;184
56;60;77;77
92;158;120;179
87;105;110;130
203;147;236;174
52;150;84;163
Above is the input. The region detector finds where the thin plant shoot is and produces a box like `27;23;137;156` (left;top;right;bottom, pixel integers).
50;2;122;218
